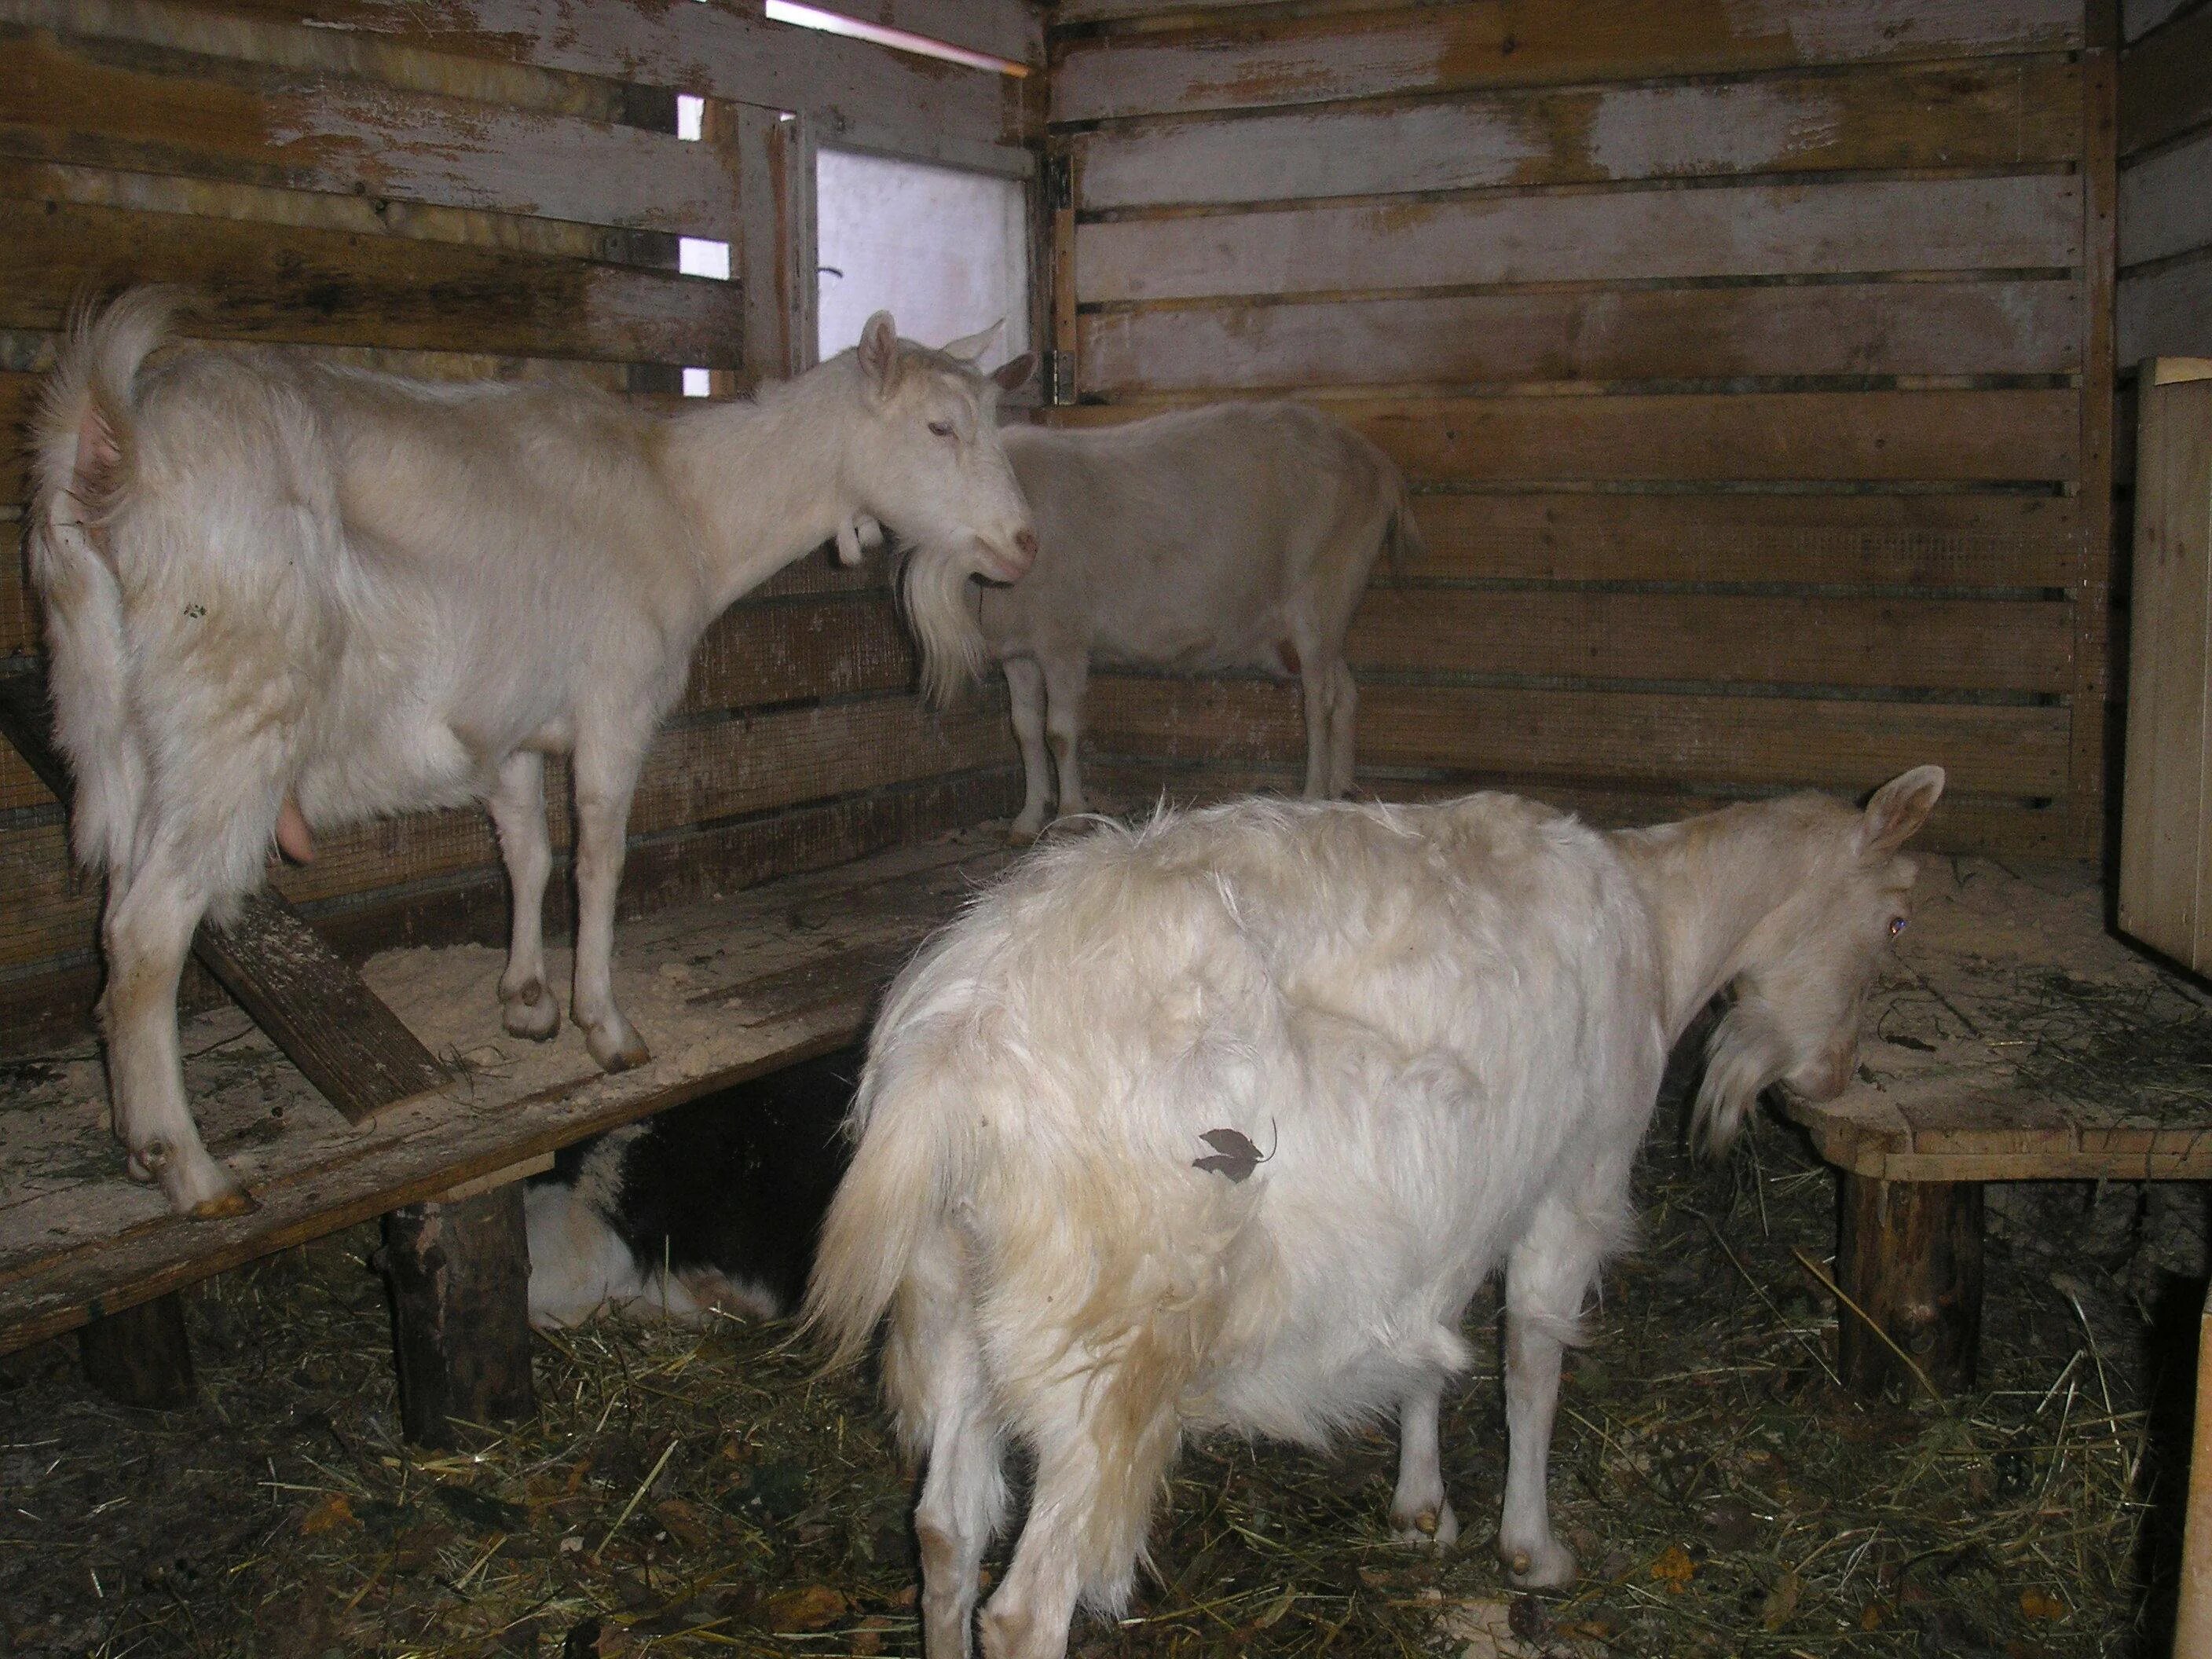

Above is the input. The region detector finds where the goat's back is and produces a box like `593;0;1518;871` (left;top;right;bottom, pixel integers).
810;793;1666;1440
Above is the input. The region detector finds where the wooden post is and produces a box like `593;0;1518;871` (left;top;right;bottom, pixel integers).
379;1184;535;1448
1836;1174;1983;1399
76;1294;196;1409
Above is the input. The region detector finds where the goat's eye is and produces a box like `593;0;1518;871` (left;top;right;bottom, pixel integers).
1888;916;1906;939
928;420;954;438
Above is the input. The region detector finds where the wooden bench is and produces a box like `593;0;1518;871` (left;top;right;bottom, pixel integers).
1782;856;2212;1398
0;821;1008;1434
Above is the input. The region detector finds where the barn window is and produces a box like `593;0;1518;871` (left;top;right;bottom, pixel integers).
815;149;1029;371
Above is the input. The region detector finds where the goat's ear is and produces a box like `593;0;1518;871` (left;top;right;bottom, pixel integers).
992;352;1037;393
858;311;900;397
1860;765;1945;855
940;319;1003;364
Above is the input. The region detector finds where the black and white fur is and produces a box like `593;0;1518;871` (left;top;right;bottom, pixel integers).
525;1047;859;1328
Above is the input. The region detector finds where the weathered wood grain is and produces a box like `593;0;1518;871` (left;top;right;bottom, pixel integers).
1083;676;2072;797
1073;57;2082;210
2119;126;2212;269
1345;589;2074;694
0;193;743;363
205;0;1028;174
1060;389;2083;484
1837;1174;1983;1395
1395;492;2080;588
2119;0;2212;156
1051;0;2084;123
1076;175;2081;305
0;24;736;236
1079;280;2080;393
2119;251;2212;370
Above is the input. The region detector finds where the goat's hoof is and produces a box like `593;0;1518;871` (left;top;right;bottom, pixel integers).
1499;1535;1577;1590
587;1025;651;1074
1007;818;1044;847
1392;1500;1459;1549
189;1186;259;1220
501;981;560;1042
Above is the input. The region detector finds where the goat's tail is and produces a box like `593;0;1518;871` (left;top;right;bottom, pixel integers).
801;994;980;1368
1378;454;1425;587
27;287;179;872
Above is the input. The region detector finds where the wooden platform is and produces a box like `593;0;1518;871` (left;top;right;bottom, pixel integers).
1784;856;2212;1182
1782;856;2212;1397
0;831;1009;1357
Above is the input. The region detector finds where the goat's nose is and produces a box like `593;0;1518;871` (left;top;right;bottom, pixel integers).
1015;528;1038;558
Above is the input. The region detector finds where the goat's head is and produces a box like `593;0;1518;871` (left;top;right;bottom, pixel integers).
1692;764;1945;1156
835;312;1037;703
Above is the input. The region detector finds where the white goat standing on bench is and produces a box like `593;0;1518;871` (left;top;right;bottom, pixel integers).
31;288;1035;1215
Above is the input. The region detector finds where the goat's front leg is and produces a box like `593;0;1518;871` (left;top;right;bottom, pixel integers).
486;749;558;1041
1390;1377;1459;1547
568;741;649;1072
1003;656;1053;845
101;845;250;1216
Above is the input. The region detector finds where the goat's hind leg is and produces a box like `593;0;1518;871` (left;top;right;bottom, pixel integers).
1004;656;1053;846
1497;1197;1610;1588
887;1257;1008;1658
100;843;248;1216
486;750;558;1041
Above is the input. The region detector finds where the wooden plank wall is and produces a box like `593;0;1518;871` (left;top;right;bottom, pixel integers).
2119;0;2212;361
0;0;1038;1050
1047;0;2115;856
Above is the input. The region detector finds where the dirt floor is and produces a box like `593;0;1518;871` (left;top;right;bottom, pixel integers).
1;1046;2198;1659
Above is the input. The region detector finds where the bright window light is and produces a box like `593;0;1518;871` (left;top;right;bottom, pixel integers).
676;93;705;141
679;237;731;280
764;0;1027;77
683;368;712;397
816;150;1029;368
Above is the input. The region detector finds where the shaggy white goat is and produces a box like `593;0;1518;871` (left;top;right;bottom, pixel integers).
808;768;1945;1658
975;403;1416;840
30;289;1035;1215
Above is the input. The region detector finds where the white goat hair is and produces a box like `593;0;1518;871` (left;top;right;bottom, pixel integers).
807;768;1945;1659
29;288;1035;1216
974;403;1419;841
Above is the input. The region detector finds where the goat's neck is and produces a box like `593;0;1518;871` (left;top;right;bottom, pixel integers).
666;364;870;614
1614;806;1811;1042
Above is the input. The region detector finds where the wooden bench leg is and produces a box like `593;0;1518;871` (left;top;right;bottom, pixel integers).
78;1293;196;1409
379;1183;535;1447
1836;1174;1983;1399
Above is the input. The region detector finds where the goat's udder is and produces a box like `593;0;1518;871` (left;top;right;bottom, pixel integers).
275;797;316;863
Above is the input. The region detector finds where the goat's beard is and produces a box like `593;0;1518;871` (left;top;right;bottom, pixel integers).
899;544;988;708
1690;996;1792;1160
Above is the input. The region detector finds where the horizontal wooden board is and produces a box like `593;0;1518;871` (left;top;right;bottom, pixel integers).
0;192;742;362
1397;491;2082;588
0;24;737;237
1075;58;2082;211
2119;126;2212;268
1079;280;2080;392
1077;176;2082;305
1057;389;2083;484
2120;253;2212;365
2119;1;2212;157
206;0;1027;174
681;595;917;715
1345;588;2075;693
1051;0;2084;123
1083;676;2073;797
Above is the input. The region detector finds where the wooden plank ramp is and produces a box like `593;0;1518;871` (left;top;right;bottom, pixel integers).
0;830;1009;1355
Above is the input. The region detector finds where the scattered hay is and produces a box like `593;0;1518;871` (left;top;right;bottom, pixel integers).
0;1095;2166;1657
